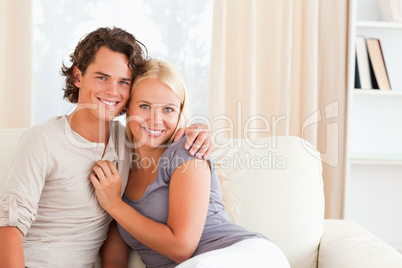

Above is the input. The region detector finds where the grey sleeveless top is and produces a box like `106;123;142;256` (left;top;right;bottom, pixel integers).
118;137;267;268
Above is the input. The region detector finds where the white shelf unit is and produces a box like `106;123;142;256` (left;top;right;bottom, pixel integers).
344;0;402;253
356;20;402;29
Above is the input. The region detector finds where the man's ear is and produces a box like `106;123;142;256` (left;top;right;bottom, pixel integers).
73;66;82;88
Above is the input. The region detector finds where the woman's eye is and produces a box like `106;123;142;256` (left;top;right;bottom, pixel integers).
140;104;150;109
164;107;174;113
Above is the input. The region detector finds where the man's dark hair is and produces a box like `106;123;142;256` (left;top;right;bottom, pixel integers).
61;27;148;114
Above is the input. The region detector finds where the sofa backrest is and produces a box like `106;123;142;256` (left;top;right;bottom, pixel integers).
211;136;324;268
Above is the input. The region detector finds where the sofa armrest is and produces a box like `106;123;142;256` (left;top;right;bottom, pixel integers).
318;219;402;268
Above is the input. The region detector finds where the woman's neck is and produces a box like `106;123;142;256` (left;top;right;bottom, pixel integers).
132;145;166;173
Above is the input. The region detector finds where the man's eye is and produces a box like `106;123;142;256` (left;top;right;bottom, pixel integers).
97;76;106;80
120;81;130;86
140;104;150;109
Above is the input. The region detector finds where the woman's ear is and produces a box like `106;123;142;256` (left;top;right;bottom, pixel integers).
73;66;82;88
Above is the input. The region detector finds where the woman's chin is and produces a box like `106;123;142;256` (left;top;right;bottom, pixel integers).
133;137;170;149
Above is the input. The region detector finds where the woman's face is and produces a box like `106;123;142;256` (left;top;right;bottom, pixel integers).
127;78;181;149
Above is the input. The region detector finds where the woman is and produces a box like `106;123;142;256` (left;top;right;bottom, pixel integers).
91;59;290;267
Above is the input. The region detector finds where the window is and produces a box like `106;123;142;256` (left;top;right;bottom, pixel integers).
33;0;213;124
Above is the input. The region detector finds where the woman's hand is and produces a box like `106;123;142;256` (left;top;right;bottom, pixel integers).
89;160;123;212
174;123;212;159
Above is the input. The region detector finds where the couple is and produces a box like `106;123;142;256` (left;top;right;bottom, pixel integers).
0;27;289;267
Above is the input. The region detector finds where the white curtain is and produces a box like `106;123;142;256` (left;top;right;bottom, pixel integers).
209;0;348;218
2;0;212;127
0;0;32;128
31;0;212;125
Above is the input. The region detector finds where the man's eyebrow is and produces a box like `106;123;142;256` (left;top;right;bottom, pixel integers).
95;72;131;81
95;72;111;77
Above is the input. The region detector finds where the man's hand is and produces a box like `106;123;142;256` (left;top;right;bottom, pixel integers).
174;124;212;159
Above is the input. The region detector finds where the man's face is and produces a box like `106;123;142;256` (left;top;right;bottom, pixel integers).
73;46;132;123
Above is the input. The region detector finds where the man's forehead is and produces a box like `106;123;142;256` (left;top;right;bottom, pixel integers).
88;48;132;78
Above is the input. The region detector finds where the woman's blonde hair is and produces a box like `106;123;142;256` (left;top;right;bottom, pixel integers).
126;59;240;222
126;59;190;145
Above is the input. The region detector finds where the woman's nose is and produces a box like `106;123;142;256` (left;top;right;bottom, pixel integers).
150;109;163;124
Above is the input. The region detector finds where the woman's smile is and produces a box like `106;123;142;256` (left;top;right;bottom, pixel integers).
128;78;181;148
142;127;165;137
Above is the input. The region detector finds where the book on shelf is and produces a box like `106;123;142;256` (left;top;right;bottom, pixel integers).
355;36;373;89
366;38;391;90
355;55;361;88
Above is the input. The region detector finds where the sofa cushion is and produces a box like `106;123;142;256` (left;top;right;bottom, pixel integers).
211;136;324;268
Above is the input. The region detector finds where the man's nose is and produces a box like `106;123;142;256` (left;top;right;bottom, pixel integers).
105;81;118;96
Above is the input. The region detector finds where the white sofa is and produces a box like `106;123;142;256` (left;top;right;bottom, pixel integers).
1;129;402;268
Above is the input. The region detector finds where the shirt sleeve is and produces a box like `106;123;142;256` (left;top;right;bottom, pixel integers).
162;136;215;180
0;128;49;235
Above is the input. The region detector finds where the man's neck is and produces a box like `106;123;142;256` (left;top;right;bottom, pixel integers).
67;112;111;145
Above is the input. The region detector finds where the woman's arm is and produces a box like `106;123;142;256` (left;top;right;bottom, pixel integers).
101;220;130;268
91;159;211;263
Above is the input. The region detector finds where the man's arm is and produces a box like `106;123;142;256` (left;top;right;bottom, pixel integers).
0;226;25;268
101;221;130;268
174;124;212;159
0;128;48;268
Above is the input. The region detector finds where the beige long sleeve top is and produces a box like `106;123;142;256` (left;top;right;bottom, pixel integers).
0;116;130;268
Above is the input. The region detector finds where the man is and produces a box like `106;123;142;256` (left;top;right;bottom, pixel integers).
0;27;211;268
